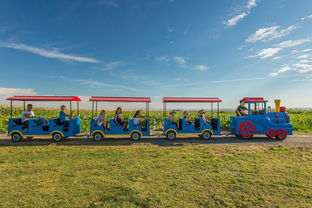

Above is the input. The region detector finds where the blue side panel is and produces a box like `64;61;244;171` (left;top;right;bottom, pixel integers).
8;117;81;137
163;117;220;135
163;118;178;133
230;114;293;136
90;118;150;136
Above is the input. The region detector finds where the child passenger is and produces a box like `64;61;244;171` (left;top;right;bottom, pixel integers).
96;110;108;130
59;105;73;127
183;111;192;124
133;110;142;126
21;104;35;129
169;110;177;127
196;109;205;119
114;107;127;130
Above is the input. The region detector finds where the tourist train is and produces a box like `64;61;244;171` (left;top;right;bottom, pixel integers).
6;96;292;142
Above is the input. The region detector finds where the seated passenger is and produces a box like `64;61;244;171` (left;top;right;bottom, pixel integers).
59;105;74;127
237;100;248;116
21;104;35;129
183;111;192;124
114;107;127;130
133;110;143;126
196;109;205;119
168;110;177;127
96;110;108;130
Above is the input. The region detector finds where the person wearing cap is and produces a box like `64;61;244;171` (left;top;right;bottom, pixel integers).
237;100;248;116
169;110;177;127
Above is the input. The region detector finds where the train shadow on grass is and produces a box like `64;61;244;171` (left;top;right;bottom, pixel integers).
0;134;281;147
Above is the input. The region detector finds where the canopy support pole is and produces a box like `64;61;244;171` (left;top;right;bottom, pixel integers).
91;101;94;118
148;103;150;118
163;102;166;117
70;101;72;115
23;101;26;110
95;101;98;116
10;100;13;118
211;102;213;118
77;101;80;116
217;102;220;118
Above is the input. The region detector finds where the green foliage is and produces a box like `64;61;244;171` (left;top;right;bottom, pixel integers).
0;106;311;133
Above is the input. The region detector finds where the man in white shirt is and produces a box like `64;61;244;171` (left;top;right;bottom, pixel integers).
21;104;35;127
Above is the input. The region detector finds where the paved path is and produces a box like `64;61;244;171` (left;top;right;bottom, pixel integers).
0;133;311;147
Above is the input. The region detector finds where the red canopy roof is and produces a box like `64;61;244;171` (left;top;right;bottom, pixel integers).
6;96;81;101
163;97;222;103
243;97;268;103
89;96;151;102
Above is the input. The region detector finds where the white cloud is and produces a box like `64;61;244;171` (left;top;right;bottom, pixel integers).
246;0;257;9
269;65;292;77
246;25;296;42
0;87;36;101
301;14;312;21
277;38;311;48
173;56;186;65
94;61;123;71
98;0;118;7
297;54;310;59
249;47;282;59
0;42;100;63
155;56;170;62
224;12;248;27
293;63;312;73
194;64;209;71
224;0;258;27
302;49;312;52
248;38;312;59
299;59;312;63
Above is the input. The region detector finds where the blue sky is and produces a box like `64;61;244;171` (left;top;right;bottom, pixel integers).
0;0;312;109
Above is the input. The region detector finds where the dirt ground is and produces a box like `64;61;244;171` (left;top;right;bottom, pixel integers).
0;133;311;148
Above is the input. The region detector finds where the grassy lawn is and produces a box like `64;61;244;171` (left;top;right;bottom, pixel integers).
0;144;311;208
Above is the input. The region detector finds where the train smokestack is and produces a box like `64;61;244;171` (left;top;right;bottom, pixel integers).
274;99;281;112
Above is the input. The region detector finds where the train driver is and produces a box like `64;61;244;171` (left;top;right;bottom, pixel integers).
237;100;248;116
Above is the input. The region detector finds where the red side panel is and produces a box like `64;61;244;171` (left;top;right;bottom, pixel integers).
6;96;81;101
163;97;222;103
89;97;151;102
243;97;268;103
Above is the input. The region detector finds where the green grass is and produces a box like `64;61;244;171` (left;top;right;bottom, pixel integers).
1;105;312;133
0;144;311;207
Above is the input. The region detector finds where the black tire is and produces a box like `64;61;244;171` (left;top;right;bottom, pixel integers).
11;132;22;142
201;131;212;140
166;131;176;140
130;132;141;141
93;132;103;141
275;135;287;140
240;134;253;140
52;132;63;142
